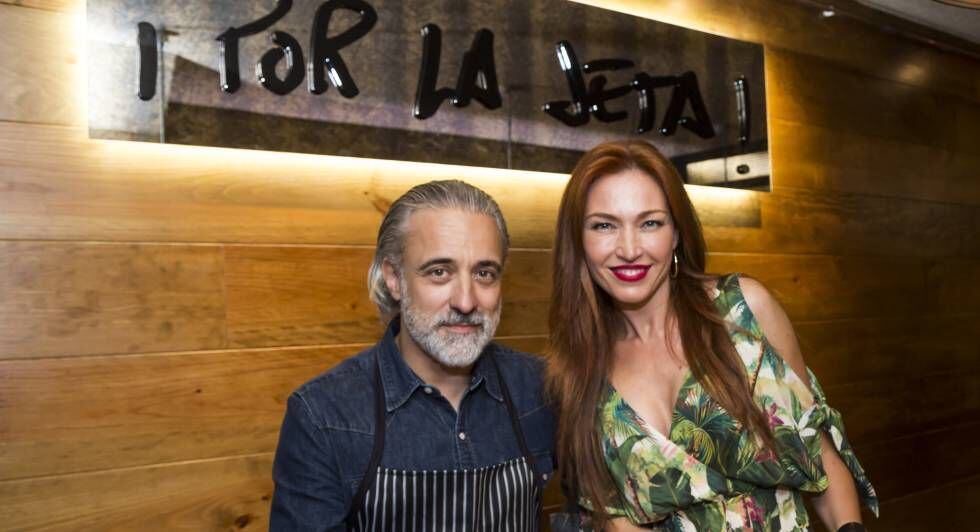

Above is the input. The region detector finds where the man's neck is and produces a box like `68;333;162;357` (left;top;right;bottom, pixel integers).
395;331;474;412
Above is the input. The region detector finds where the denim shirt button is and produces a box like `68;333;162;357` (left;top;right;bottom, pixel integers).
458;432;467;441
423;386;433;394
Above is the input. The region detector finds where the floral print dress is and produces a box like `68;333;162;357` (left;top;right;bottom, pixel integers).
590;274;878;530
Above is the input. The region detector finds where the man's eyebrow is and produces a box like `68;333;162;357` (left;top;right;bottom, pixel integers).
417;258;454;271
475;260;503;271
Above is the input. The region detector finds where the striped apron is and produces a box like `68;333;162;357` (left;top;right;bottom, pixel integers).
344;352;544;531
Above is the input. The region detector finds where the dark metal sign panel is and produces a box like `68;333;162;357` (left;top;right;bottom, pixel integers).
88;0;769;186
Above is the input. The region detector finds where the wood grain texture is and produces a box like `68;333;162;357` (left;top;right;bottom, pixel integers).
856;421;980;502
225;247;553;348
0;4;82;125
707;253;927;322
0;453;275;531
770;117;980;206
823;370;980;446
0;346;348;480
767;48;980;157
871;474;980;531
1;123;977;259
926;258;980;315
706;186;978;259
0;242;225;359
0;0;79;11
796;315;980;387
0;336;548;480
5;240;970;361
0;121;566;248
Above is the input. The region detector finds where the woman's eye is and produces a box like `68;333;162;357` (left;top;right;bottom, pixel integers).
643;219;664;228
591;222;613;231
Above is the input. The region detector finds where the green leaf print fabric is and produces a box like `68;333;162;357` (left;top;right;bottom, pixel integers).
587;274;878;531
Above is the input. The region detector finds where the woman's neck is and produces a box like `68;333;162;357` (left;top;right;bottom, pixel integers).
618;281;673;343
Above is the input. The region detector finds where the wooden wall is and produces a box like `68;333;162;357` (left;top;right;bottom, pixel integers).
0;0;977;530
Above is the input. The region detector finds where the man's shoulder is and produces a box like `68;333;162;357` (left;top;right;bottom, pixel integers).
489;342;546;378
488;342;549;409
290;345;375;433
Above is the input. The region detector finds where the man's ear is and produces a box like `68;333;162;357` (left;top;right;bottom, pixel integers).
382;259;401;302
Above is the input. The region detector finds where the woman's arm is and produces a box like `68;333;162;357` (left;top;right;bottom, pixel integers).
740;277;864;530
812;431;863;529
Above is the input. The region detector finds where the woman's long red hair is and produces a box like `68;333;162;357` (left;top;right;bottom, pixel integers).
545;140;772;527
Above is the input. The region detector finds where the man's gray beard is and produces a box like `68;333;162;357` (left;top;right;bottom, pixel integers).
399;283;500;368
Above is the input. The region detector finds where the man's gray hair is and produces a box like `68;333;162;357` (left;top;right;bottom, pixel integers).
368;180;510;319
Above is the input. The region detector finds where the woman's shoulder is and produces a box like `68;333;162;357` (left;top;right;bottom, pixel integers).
717;273;811;390
706;273;778;321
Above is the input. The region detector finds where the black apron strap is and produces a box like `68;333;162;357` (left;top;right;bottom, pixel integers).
488;351;545;487
344;355;386;528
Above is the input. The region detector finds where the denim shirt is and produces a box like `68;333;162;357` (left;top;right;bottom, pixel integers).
270;319;556;531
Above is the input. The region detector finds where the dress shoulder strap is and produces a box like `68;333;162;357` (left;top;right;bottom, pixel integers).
712;273;770;388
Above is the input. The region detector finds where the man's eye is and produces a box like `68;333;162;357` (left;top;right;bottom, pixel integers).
476;269;498;281
429;268;447;277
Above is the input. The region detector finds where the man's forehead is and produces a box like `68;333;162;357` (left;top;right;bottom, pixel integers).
402;208;503;262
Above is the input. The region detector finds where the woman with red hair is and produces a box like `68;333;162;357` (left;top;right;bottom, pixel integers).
546;140;877;531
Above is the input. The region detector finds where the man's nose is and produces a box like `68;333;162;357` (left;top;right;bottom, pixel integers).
449;278;478;315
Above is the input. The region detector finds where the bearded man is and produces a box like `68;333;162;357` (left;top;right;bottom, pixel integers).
270;180;555;531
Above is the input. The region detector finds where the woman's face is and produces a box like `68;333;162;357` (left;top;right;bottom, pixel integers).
582;168;678;308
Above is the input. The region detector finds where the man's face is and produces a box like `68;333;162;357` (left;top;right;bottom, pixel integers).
384;208;504;367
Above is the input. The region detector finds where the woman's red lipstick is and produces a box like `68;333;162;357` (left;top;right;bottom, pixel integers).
610;264;651;282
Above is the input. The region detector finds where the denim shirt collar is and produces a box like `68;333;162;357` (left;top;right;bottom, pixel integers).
377;317;503;413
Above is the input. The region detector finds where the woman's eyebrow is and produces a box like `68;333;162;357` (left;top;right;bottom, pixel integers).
585;209;668;220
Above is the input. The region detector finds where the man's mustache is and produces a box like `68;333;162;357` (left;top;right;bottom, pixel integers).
438;312;485;328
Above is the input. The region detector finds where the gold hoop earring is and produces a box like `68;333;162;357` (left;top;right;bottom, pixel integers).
671;252;679;278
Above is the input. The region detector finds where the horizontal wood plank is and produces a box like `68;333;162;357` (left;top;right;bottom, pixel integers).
0;346;341;480
5;239;973;360
0;336;547;480
870;474;980;531
707;253;927;322
1;123;977;259
0;3;81;125
770;117;980;206
856;421;980;502
796;315;980;387
926;259;980;315
225;247;553;348
824;370;980;446
704;186;978;259
0;121;567;248
0;242;226;359
767;48;980;157
0;1;79;11
0;454;275;531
